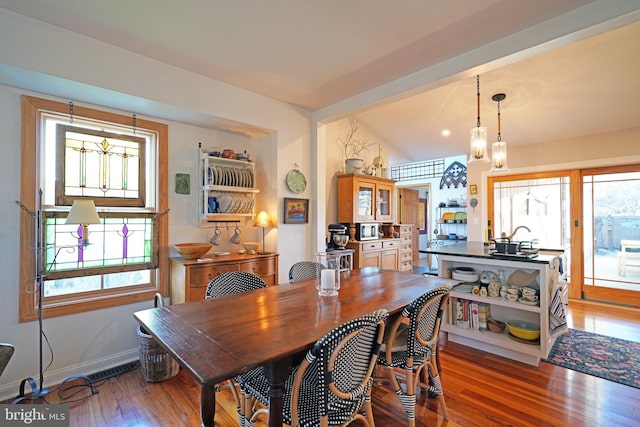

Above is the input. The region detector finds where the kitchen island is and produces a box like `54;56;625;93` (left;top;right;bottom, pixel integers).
426;241;567;366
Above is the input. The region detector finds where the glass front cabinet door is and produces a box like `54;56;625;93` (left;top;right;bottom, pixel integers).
376;182;394;222
357;181;375;221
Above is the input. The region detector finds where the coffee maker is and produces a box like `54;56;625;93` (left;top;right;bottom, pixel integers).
327;223;349;250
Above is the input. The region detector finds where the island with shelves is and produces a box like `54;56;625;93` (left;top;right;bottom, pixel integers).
426;241;567;366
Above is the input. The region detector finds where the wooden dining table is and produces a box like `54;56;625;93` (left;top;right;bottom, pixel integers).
133;267;454;427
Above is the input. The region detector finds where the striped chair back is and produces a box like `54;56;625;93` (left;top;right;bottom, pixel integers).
205;271;267;299
288;261;326;282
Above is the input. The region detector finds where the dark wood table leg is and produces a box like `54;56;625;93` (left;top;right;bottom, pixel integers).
264;357;292;427
200;382;216;427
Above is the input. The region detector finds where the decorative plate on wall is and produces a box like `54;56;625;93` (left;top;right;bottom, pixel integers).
286;169;307;193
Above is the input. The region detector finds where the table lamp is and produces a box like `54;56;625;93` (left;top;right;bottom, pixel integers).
66;199;101;246
254;210;273;254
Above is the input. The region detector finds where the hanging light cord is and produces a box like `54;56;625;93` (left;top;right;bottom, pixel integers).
496;99;502;141
476;75;481;127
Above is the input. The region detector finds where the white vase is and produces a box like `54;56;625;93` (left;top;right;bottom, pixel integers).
345;158;364;174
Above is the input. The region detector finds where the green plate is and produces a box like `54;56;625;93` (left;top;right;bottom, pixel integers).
286;169;307;193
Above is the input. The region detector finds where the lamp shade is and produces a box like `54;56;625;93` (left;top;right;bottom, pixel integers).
254;211;273;228
65;200;101;225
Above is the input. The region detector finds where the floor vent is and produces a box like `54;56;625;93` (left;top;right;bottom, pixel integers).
87;361;139;383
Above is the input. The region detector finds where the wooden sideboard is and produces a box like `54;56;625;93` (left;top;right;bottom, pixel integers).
345;239;400;270
170;253;279;303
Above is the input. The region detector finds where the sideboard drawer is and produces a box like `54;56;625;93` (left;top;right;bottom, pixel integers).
190;264;237;285
240;259;275;276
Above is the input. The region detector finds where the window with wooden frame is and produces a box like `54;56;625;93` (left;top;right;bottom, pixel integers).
18;96;169;322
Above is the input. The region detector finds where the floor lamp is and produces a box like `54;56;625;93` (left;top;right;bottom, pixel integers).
14;192;101;403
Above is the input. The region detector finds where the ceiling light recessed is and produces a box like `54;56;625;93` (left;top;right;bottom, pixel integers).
441;129;450;137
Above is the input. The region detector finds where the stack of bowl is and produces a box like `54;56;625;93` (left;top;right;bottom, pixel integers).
451;267;478;283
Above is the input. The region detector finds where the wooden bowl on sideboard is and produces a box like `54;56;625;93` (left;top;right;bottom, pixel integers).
174;243;213;259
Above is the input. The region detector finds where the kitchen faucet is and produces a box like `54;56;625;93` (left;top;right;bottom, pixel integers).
501;225;531;240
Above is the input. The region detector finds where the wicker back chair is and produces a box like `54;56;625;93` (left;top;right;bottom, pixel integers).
205;271;267;298
377;286;451;426
240;309;388;427
205;271;267;426
0;343;15;378
288;261;326;282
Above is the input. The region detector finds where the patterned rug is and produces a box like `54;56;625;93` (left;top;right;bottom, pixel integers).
544;329;640;389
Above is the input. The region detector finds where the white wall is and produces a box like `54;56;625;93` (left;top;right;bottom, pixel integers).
0;10;311;400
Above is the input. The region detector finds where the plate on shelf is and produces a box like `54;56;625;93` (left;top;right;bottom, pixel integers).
217;195;232;213
442;212;455;221
223;167;230;186
214;252;231;256
211;166;218;185
454;211;467;220
453;283;475;293
518;297;539;306
218;167;225;185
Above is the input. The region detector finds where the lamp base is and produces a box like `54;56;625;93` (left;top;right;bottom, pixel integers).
12;375;97;403
256;251;271;255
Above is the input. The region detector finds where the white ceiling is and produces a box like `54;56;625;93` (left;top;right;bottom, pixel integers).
1;0;639;162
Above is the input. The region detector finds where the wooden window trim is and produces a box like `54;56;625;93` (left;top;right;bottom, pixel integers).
19;95;169;322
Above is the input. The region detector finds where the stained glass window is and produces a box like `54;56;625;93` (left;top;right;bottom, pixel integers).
56;125;146;207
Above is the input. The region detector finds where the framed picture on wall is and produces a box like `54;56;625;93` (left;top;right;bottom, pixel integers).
284;198;309;224
418;198;427;234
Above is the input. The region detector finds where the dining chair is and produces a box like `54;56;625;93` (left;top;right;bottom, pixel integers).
288;261;326;282
205;271;267;298
205;271;267;426
376;286;450;426
0;343;15;378
239;309;389;427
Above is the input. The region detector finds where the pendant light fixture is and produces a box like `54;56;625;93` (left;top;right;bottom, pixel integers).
490;93;509;171
469;75;488;163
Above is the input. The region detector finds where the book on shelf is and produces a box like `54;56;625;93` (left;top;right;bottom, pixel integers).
453;298;490;331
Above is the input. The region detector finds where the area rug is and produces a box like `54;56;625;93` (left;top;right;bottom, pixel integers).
544;329;640;389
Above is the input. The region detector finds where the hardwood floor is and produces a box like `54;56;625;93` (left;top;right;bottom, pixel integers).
11;299;640;426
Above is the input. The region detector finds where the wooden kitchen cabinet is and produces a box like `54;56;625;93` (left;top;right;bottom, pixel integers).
337;174;396;223
346;239;400;270
170;253;279;303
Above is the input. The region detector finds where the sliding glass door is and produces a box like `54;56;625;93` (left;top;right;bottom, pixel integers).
582;166;640;306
